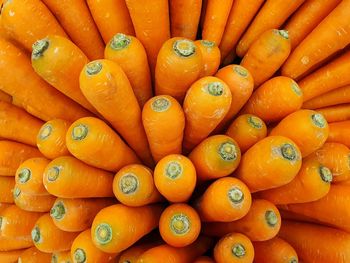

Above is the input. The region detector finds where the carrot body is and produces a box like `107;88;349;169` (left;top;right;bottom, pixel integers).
18;247;51;263
142;96;185;162
13;186;56;212
194;40;220;77
316;104;350;123
0;249;27;262
51;251;72;263
118;244;158;263
0;176;14;203
327;121;350;147
0;203;11;214
43;156;114;198
0;90;12;104
193;256;215;263
0;236;32;252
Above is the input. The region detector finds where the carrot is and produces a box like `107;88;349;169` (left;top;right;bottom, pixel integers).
279;220;350;263
226;114;267;153
253;237;298;263
0;236;32;252
0;141;43;176
214;232;254;263
0;38;91;122
281;0;350;79
155;37;202;102
104;33;152;107
270;110;329;157
219;0;264;60
91;204;163;253
235;136;302;192
0;101;43;146
258;156;333;205
79;61;152;166
194;40;220;77
31;213;79;253
118;243;158;263
221;50;236;66
142;95;185;162
316;104;350;123
194;177;252;222
154;154;196;203
201;0;234;45
87;0;135;43
236;0;305;57
71;229;118;263
43;156;114;198
193;256;215;263
285;0;341;50
327;120;350;147
242;77;303;123
279;207;326;225
0;203;11;214
240;29;291;87
125;0;170;76
0;176;14;203
31;35;97;113
183;77;232;151
0;90;12;104
51;251;71;263
36;119;71;159
18;247;51;263
113;164;162;207
0;249;27;262
66;117;140;171
50;197;115;232
203;199;281;241
15;157;50;196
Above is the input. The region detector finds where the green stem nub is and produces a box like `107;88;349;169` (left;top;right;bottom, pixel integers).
151;97;171;112
170;214;190;235
110;33;131;50
51;254;58;263
281;143;297;161
32;39;49;59
166;161;183;179
72;124;88;140
219;142;238;161
311;113;326;128
277;29;289;39
18;168;31;184
232;244;246;258
206;82;224;96
247;115;263;129
74;248;87;263
265;210;278;227
173;39;196;57
50;201;66;220
233;66;248;77
95;223;113;245
289;257;298;263
39;124;52;140
119;174;139;194
319;166;333;183
200;40;215;47
291;83;302;96
31;226;41;243
86;61;102;75
0;217;3;230
13;187;21;198
47;166;60;182
228;187;244;204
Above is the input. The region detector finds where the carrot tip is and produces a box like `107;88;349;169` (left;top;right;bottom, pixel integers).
86;61;102;75
311;113;327;128
205;82;224;96
47;167;60;182
119;173;139;194
291;83;302;96
247;115;263;129
151;97;171;112
170;214;190;235
50;201;66;220
232;243;246;258
319;166;333;183
13;187;21;199
18;168;31;183
219;142;238;161
265;210;278;227
280;144;298;161
73;248;87;263
110;33;131;50
277;29;289;39
95;223;113;245
31;226;42;244
166;161;183;179
228;187;244;204
38;124;53;140
173;39;196;57
32;39;49;60
233;66;248;77
72;124;89;140
200;40;215;47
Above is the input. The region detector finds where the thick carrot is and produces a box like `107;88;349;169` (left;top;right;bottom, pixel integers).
183;77;232;151
253;237;298;263
242;77;303;122
18;247;51;263
0;203;11;213
154;154;196;203
0;101;43;146
327;120;350;147
91;204;163;253
0;141;43;176
0;90;12;104
50;197;115;232
13;186;56;212
142;95;185;162
316;104;350;123
194;40;220;77
279;220;350;262
193;256;215;263
203;199;281;241
281;0;350;79
0;176;14;203
79;61;152;166
240;29;291;87
36;119;71;159
51;251;71;263
235;136;302;192
0;249;27;262
155;37;202;102
201;0;234;45
105;33;152;107
270;110;329;157
258;157;333;205
118;243;159;263
194;177;251;222
0;236;32;252
236;0;305;57
214;232;254;263
43;156;114;198
66;117;140;171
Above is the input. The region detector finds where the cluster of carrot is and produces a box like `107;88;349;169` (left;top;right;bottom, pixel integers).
0;0;350;262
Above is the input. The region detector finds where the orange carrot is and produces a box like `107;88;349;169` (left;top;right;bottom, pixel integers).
236;0;305;57
201;0;234;45
13;186;56;212
0;176;14;203
235;136;302;192
66;117;140;171
91;204;163;253
240;29;291;87
270;110;329;157
0;249;27;262
154;154;196;203
36;119;71;159
193;256;215;263
79;61;152;166
183;77;232;151
214;232;254;263
155;37;202;102
86;0;135;43
18;247;51;263
194;177;252;222
142;95;185;162
0;203;11;213
105;33;152;107
221;49;236;66
51;251;72;263
43;156;114;198
41;0;105;60
0;236;32;252
194;40;220;77
327;120;350;147
50;197;115;232
0;90;12;104
281;0;350;79
316;104;350;123
118;243;159;263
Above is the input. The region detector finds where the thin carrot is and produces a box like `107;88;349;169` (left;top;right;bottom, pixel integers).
0;249;27;262
316;104;350;123
154;154;196;203
91;204;163;253
0;236;32;252
306;85;350;110
155;37;202;102
105;33;153;107
43;156;114;198
0;176;14;203
327;120;350;147
0;90;12;104
193;256;215;263
79;61;152;166
270;110;329;157
281;0;350;79
142;95;185;162
236;0;305;57
13;186;56;212
51;251;71;263
66;117;140;171
118;243;159;263
18;247;51;263
194;40;220;77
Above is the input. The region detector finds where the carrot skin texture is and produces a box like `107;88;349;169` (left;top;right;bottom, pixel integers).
316;104;350;123
17;247;52;263
327;121;350;148
0;90;12;104
13;186;56;212
51;251;72;263
194;40;220;77
0;176;15;203
0;249;27;262
118;244;158;263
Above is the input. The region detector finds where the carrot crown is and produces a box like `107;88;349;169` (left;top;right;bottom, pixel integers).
85;61;103;75
280;144;298;161
119;173;139;194
228;187;244;204
46;166;60;182
51;254;59;263
166;161;183;179
13;187;21;199
151;97;171;112
265;210;278;227
31;226;42;244
275;29;289;39
32;38;49;60
18;168;31;183
110;33;131;50
291;83;302;96
232;243;246;258
50;201;66;220
200;40;215;47
319;166;333;183
219;142;238;161
311;113;327;128
247;115;263;129
71;124;89;140
289;258;298;263
95;223;113;245
73;248;87;263
204;82;224;96
173;39;196;57
233;66;248;77
170;214;190;235
0;217;3;229
38;124;52;140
